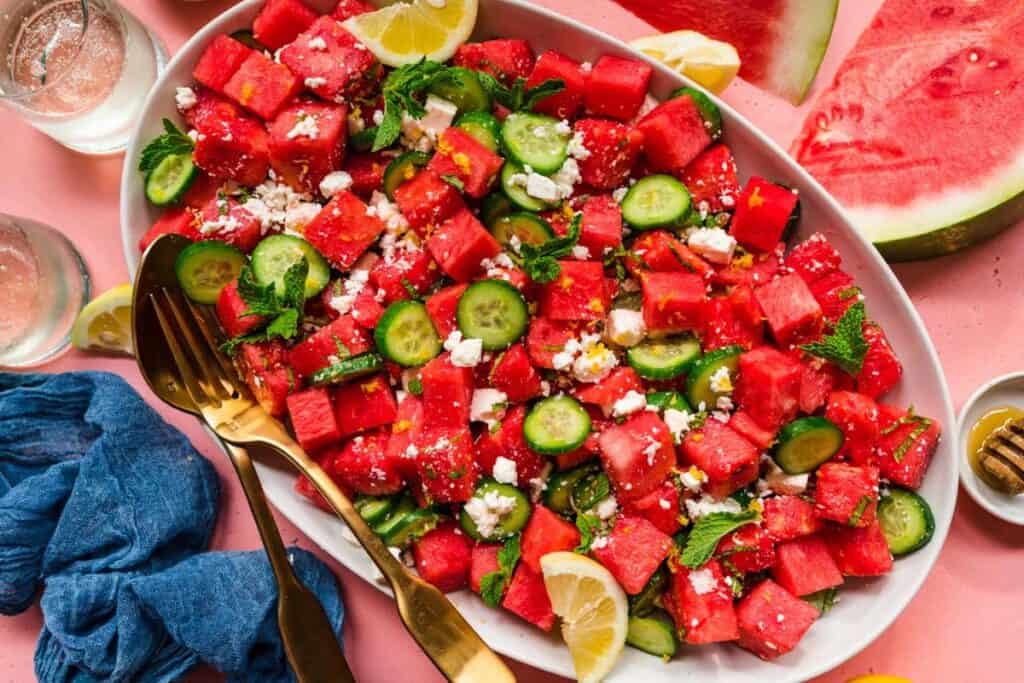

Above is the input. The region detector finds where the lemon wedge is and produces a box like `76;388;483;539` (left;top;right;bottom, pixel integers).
342;0;478;67
630;30;741;94
540;552;628;683
71;284;134;355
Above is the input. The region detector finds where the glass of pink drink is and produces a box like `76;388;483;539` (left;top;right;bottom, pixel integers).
0;0;166;154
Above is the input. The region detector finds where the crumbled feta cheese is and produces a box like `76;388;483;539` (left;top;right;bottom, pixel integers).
175;86;197;111
470;388;508;428
307;36;327;50
688;568;717;595
443;330;463;351
525;173;561;202
463;490;519;538
612;186;629;204
659;498;672;510
612;390;647;418
572;334;618;383
679;465;706;492
567;130;591;160
327;269;369;316
450;337;484;367
550;158;582;198
572;245;591;260
761;455;810;495
554;119;572;136
685;494;743;520
199;211;240;236
492;456;518;486
591;535;609;550
304;76;328;89
286;112;319;139
687;227;737;265
368;191;410;233
539;380;552;396
284;201;322;234
580;61;593;73
594;496;618;520
709;366;734;394
642;436;661;464
319;170;353;198
420;94;459;138
664;408;697;443
187;129;200;142
604;309;646;348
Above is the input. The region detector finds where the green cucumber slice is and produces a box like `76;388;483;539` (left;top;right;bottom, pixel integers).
455;111;501;152
481;192;515;226
145;152;197;206
371;495;417;538
456;280;528;351
349;126;377;152
250;234;330;299
355;495;396;525
427;67;491;114
489;211;554;249
375;301;443;367
543;463;601;516
669;86;723;140
628;566;669;617
310;352;385;386
685;345;743;411
645;391;692;414
174;240;246;304
878;488;935;556
523;395;591;455
621;175;692;230
627;336;702;380
570;471;611;513
501;161;557;211
626;612;679;659
383;508;440;547
773;416;844;474
383;151;431;199
459;479;532;541
500;112;570;175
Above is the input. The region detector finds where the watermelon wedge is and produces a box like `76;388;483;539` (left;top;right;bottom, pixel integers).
793;0;1024;261
612;0;838;104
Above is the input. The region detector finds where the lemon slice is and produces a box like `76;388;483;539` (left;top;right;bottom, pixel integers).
540;552;628;683
630;30;741;94
71;284;134;355
342;0;478;67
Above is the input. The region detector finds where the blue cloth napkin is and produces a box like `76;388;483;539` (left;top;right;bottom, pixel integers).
0;372;345;682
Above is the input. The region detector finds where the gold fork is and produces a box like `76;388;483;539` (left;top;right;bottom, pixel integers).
140;247;515;682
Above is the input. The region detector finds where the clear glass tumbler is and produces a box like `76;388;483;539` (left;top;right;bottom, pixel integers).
0;0;167;154
0;213;90;367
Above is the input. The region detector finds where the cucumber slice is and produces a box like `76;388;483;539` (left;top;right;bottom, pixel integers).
375;301;443;367
145;152;197;206
501;161;557;211
500;112;570;175
310;352;385;386
455;111;501;152
669;86;723;140
626;612;678;659
174;240;246;304
627;336;702;380
250;234;330;299
544;463;601;515
878;488;935;556
349;126;377;152
685;345;743;411
489;211;554;249
383;151;431;199
645;391;692;414
427;67;491;114
460;479;532;541
481;192;515;226
773;416;844;474
621;175;692;230
628;566;669;617
456;280;528;351
570;471;611;513
523;395;591;455
372;495;416;538
355;495;395;525
383;508;440;547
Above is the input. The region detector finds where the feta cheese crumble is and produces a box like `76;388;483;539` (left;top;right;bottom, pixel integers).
444;330;484;367
175;86;197;111
463;490;519;539
304;76;328;89
604;309;646;348
612;390;647;418
470;388;508;428
664;408;697;443
492;456;518;486
687;227;737;265
567;130;591;160
571;334;619;383
708;366;734;394
684;494;742;520
594;496;618;520
307;36;327;50
319;170;353;198
286;113;319;140
688;568;717;595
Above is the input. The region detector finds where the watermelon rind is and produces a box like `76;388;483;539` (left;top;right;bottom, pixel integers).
764;0;839;104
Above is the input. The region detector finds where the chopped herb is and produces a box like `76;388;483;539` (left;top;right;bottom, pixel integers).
139;119;195;175
221;261;308;354
800;302;870;376
480;534;521;607
680;509;760;568
519;214;581;283
893;419;932;463
476;73;565;112
407;376;423;396
440;174;465;191
847;495;873;527
574;512;602;554
373;59;461;151
804;587;838;615
400;277;421;300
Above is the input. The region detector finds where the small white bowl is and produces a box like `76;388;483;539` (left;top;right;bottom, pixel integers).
958;371;1024;525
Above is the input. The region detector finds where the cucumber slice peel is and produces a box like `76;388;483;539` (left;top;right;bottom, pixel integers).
174;240;246;304
685;345;742;411
523;395;591;455
310;352;385;386
459;479;531;541
489;212;554;249
878;488;935;556
375;300;443;367
626;612;679;659
772;416;844;474
544;463;601;515
621;175;692;229
627;336;701;380
500;112;570;175
383;151;431;199
251;234;331;299
145;152;197;206
456;280;529;351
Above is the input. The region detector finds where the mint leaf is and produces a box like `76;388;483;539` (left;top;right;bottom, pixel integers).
372;59;461;151
479;534;521;608
680;509;760;568
222;261;307;353
280;260;309;309
800;302;870;376
520;214;581;283
139;118;194;174
264;308;300;341
522;78;566;110
804;587;838;615
236;265;280;318
477;72;564;112
574;513;601;554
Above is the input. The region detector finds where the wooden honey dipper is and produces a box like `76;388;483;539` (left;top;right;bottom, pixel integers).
978;417;1024;494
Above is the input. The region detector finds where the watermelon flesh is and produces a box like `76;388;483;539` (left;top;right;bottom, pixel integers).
612;0;838;103
793;0;1024;260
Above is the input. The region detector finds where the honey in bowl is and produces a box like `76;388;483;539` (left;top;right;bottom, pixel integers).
967;405;1024;494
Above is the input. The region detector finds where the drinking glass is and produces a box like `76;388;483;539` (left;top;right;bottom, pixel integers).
0;0;167;154
0;213;90;367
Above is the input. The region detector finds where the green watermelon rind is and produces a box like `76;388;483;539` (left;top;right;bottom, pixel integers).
765;0;839;104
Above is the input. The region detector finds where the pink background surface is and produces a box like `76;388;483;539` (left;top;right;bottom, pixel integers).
2;0;1023;681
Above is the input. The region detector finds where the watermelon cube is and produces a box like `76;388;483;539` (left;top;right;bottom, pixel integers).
876;405;941;490
288;315;371;378
579;194;622;255
785;232;842;285
332;374;398;438
540;261;610;321
798;356;846;415
331;0;374;20
192;114;270;187
193;35;253;93
729;177;800;253
637;96;713;172
755;273;824;346
489;343;542;403
668;559;739;644
825;391;881;466
592;515;673;594
453;39;535;85
385;395;422;484
622;478;681;535
140;207;199;252
420;353;473;428
428;128;504;198
472;405;547;485
598;412;675;503
268;99;348;193
427;209;501;282
425;283;468;338
343;152;388;199
223;51;301;120
715;524;776;573
573;118;644;190
286;387;342;453
279;16;381;101
809;270;858;322
521;505;581;573
640;271;707;335
584;55;652;121
305;191;386;269
525;317;582;369
626;230;712;279
681;419;760;497
814;462;880;528
734;346;802;430
393;170;465;234
502;563;554;631
736;579;819;660
679;143;740;212
824;520;894;577
857;324;903;399
763;495;823;542
215;279;262;337
196;197;263;252
713;245;782;289
526;50;586;119
252;0;318;50
727;410;776;450
771;535;843;596
413;521;473;593
413;425;477;504
700;290;764;352
294;462;335;513
576;367;644;418
469;543;502;594
237;341;297;417
369;247;441;305
329;429;404;495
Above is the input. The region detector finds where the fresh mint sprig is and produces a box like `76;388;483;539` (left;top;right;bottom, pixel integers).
800;301;870;376
679;509;760;568
476;73;565;112
221;261;308;354
139;118;194;174
519;214;581;283
479;534;521;607
373;59;461;152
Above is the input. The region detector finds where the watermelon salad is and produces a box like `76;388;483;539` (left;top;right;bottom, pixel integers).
136;0;943;666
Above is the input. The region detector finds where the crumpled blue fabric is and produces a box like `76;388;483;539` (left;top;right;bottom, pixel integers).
0;372;345;682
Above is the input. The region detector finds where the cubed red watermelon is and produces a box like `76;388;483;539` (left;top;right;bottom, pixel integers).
539;260;610;321
502;563;554;631
668;558;739;644
215;279;262;337
679;143;740;212
857;324;903;399
736;579;819;660
453;39;535;85
279;16;381;101
876;404;941;490
763;495;823;542
192;114;270;186
729;177;799;253
286;387;342;453
637;95;712;172
331;0;373;20
420;353;473;428
785;233;842;285
332;374;398;438
814;462;880;528
489;343;543;403
625;230;712;279
727;410;777;450
413;425;477;504
288;315;371;377
193;35;253;93
196;197;262;252
252;0;318;50
139;207;200;252
369;247;440;304
268;99;347;193
526;50;586;119
428;128;505;198
825;391;881;466
592;515;673;595
329;429;404;495
640;271;707;335
343;152;388;198
525;317;583;369
238;341;297;417
734;346;802;431
824;520;894;577
579;194;623;255
771;535;843;596
715;524;776;573
598;412;675;503
223;51;300;120
576;366;644;417
413;521;473;592
393;170;465;235
584;55;652;121
681;419;760;497
521;505;581;573
305;190;386;269
573;118;644;190
755;274;824;346
472;405;547;485
425;283;468;338
427;209;501;282
808;270;859;322
622;478;681;536
469;543;502;594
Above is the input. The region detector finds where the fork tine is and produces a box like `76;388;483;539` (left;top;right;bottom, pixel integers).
149;292;209;409
160;289;232;402
181;296;248;398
